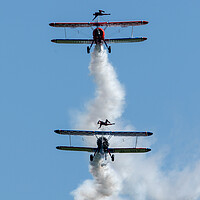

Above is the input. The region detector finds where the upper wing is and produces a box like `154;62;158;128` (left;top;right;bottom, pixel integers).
54;130;153;137
56;146;96;152
51;39;93;44
49;22;96;28
105;37;147;43
49;21;148;28
109;147;151;153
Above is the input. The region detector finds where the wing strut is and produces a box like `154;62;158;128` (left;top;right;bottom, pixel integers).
64;28;67;39
135;136;138;148
131;26;133;38
69;135;72;146
108;135;113;141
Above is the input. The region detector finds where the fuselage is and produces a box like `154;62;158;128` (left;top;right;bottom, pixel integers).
93;28;105;44
96;137;109;160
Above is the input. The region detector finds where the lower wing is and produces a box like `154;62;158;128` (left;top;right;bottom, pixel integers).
109;148;151;153
56;146;150;153
56;146;96;152
105;37;147;43
51;39;93;44
51;38;146;44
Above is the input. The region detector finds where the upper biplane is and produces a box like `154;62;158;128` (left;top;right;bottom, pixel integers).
54;121;153;163
49;10;148;53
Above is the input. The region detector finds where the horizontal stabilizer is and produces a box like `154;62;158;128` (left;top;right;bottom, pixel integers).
109;148;151;153
54;130;153;137
105;37;147;43
56;146;96;152
51;39;93;44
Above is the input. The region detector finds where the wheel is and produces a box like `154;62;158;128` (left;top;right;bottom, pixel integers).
87;46;90;54
90;154;94;162
108;46;111;53
111;155;114;162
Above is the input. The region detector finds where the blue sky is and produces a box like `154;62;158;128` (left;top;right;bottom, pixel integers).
1;0;200;199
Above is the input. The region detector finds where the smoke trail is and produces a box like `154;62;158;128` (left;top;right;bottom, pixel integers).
72;154;122;200
71;46;200;200
72;45;125;200
76;45;125;131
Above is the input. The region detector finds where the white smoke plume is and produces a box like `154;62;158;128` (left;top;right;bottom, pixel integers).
75;45;125;131
71;46;200;200
72;154;122;200
72;45;125;200
113;154;200;200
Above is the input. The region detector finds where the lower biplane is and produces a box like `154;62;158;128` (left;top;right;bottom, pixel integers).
49;10;148;53
54;129;153;162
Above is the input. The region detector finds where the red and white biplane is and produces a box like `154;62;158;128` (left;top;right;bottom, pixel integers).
49;10;148;53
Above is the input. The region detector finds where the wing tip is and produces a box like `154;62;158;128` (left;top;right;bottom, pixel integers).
54;129;60;134
146;148;151;152
143;21;149;25
147;132;153;136
49;23;55;27
51;39;57;43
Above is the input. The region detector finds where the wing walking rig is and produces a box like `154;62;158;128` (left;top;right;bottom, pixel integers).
54;128;153;162
49;10;148;53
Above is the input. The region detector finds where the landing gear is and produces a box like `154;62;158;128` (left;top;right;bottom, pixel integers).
104;40;111;53
87;41;94;54
108;46;111;53
90;154;94;162
87;46;90;54
111;155;114;162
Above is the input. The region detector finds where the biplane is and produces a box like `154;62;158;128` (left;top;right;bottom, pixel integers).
54;128;153;162
49;10;148;53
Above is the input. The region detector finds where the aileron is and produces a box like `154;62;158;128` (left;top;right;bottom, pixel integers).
109;148;151;153
56;146;96;152
51;39;93;44
105;37;147;44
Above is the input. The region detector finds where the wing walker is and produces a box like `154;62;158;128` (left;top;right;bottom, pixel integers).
49;10;148;53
